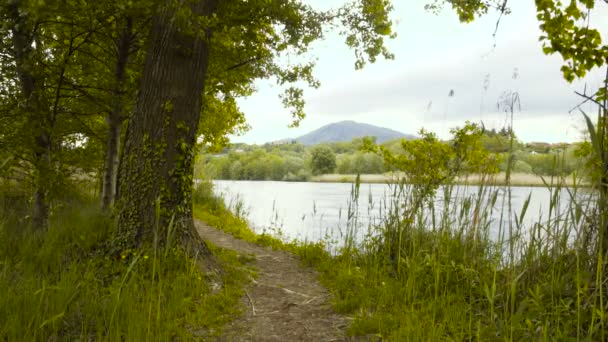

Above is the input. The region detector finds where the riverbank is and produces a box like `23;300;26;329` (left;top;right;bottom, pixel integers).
311;172;588;187
195;179;604;340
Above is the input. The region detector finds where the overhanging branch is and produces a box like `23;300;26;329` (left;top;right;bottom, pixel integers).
225;57;260;72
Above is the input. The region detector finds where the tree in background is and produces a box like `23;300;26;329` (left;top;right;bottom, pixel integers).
1;1;115;229
310;145;337;175
1;1;151;226
337;152;385;174
480;127;522;153
364;123;499;195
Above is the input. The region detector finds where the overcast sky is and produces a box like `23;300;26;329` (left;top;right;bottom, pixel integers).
232;1;608;144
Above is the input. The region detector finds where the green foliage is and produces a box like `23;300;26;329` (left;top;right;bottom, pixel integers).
309;145;337;175
1;0;397;230
424;0;504;23
575;112;608;253
512;159;533;173
480;127;523;153
337;152;385;174
198;94;250;151
500;144;584;176
196;0;396;138
327;139;365;154
439;0;607;86
536;0;608;82
364;122;499;195
197;132;591;183
576;115;608;186
0;193;251;340
201;146;309;181
0;0;152;223
198;138;393;182
202;166;606;340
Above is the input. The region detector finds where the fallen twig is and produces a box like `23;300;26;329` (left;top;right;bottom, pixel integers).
245;290;256;316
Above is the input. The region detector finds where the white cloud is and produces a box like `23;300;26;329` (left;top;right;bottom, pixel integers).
233;1;608;145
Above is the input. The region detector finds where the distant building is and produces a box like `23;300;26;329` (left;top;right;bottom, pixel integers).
525;142;571;153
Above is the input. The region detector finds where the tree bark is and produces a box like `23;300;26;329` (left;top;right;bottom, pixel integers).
32;133;51;231
8;1;51;230
101;18;133;211
115;0;217;255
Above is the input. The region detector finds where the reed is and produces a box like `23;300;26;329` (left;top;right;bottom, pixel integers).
196;143;607;340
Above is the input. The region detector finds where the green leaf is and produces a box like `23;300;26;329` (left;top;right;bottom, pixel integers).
581;110;601;157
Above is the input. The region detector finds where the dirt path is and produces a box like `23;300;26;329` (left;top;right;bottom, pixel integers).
195;220;350;341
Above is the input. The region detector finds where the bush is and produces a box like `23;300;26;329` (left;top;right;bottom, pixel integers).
193;179;225;212
337;152;385;174
282;169;311;182
310;145;337;175
337;154;352;174
513;160;533;173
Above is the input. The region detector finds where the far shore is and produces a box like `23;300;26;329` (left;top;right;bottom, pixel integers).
310;173;590;187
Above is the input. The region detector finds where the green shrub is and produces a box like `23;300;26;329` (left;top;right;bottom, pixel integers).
513;160;533;173
310;145;337;175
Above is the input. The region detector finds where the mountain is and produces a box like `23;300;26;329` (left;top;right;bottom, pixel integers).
287;121;414;145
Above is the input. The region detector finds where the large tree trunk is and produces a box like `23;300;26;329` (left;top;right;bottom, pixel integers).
9;1;51;230
115;0;217;254
101;18;133;211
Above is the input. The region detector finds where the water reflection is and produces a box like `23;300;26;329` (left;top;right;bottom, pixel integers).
212;180;590;246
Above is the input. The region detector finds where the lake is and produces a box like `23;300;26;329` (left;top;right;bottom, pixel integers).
212;180;586;246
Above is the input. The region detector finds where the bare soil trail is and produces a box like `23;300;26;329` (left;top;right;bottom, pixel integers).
195;220;354;341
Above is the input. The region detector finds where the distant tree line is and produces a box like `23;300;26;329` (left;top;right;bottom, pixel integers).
197;131;589;181
197;138;387;181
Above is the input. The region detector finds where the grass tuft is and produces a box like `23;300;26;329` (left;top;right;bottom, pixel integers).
0;189;251;341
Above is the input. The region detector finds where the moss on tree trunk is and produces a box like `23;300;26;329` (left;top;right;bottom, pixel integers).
115;0;217;257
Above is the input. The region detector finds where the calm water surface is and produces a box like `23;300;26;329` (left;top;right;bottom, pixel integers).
212;180;583;244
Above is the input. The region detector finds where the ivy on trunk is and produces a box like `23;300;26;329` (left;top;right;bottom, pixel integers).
115;0;217;254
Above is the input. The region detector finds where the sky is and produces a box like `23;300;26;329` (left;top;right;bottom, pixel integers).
232;1;608;145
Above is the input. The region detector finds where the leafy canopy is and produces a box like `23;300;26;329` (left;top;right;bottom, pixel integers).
195;0;396;150
310;145;338;175
364;122;499;194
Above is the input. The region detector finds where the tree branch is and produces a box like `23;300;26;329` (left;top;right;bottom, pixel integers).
573;90;607;112
225;57;261;72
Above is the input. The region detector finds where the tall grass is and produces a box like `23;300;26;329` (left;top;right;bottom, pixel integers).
0;189;250;341
283;168;605;340
281;104;606;340
193;179;287;249
197;162;607;340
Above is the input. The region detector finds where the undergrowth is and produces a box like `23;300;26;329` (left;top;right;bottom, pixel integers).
0;189;251;341
194;174;608;341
